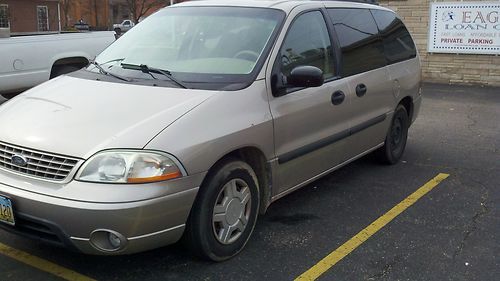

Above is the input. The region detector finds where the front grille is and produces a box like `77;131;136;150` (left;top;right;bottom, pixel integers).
0;142;79;181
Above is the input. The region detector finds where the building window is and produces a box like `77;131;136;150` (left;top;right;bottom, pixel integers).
37;6;49;31
0;4;9;28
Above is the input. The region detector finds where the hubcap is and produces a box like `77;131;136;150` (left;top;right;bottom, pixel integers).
391;117;403;149
212;178;252;245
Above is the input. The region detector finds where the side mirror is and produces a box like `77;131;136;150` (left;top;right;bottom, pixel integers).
287;66;324;88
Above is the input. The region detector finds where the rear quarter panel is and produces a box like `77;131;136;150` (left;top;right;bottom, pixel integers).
387;57;421;105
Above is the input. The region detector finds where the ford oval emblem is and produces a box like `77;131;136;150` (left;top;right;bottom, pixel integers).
11;155;28;167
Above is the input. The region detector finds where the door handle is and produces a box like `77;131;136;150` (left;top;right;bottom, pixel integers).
331;90;345;105
356;84;367;97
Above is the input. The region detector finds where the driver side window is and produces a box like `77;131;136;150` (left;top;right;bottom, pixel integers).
280;11;335;82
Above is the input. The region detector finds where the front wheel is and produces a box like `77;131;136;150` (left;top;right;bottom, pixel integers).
376;105;409;164
184;160;260;261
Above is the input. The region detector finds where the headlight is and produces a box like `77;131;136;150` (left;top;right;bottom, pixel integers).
75;150;185;184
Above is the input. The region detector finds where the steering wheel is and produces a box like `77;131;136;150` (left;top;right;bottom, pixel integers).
233;50;260;61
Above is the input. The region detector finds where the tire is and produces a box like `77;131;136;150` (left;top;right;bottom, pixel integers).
376;105;409;165
184;159;260;261
50;65;80;79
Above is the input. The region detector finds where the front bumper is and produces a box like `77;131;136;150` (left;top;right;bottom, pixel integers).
0;173;205;255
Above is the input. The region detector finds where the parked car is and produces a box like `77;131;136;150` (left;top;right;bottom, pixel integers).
0;31;115;97
74;19;91;31
113;20;135;33
0;0;421;261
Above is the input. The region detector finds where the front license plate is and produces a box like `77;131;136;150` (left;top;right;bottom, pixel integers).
0;195;15;226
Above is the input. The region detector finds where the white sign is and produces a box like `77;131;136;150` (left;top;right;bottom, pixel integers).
428;2;500;55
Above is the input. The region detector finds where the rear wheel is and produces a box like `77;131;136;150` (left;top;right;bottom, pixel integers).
376;105;409;164
184;160;260;261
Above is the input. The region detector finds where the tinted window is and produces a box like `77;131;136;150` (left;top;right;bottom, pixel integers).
371;10;417;64
280;11;335;82
328;8;386;77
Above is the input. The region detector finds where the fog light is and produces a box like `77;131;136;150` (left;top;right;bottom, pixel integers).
89;229;127;252
109;232;122;248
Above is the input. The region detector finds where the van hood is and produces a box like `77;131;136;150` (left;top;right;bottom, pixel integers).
0;76;213;159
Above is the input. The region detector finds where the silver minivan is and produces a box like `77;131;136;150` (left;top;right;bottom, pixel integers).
0;0;421;261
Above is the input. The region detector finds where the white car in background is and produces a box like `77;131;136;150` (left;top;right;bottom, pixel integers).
113;20;135;34
0;31;115;98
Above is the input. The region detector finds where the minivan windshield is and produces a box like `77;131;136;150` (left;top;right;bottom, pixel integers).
93;7;284;90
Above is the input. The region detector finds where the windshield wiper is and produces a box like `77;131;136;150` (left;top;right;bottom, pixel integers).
121;63;188;89
90;61;131;82
99;58;126;66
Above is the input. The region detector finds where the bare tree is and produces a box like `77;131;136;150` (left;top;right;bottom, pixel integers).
60;0;72;28
93;0;99;27
125;0;167;23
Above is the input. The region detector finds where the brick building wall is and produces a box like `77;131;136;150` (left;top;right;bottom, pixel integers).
0;0;59;33
380;0;500;86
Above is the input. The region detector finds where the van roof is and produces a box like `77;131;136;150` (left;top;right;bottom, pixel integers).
174;0;393;13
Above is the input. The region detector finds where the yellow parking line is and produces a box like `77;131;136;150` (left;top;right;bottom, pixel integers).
0;242;95;281
295;173;450;281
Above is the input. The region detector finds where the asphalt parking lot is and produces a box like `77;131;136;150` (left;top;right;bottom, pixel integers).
0;83;499;281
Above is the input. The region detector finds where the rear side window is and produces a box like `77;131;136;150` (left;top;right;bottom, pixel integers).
371;10;417;64
327;8;386;77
